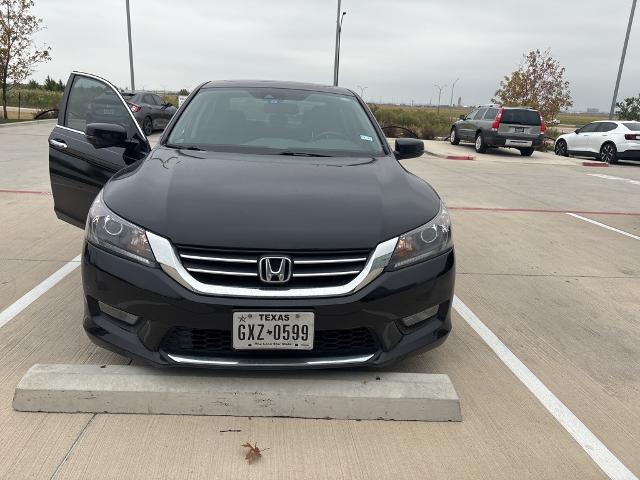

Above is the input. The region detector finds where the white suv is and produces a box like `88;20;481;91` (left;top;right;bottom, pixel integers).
554;120;640;164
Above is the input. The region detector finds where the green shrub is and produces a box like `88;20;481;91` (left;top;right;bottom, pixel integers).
6;89;63;109
160;94;178;106
369;106;452;139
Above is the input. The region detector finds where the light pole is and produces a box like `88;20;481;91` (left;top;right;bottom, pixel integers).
333;1;346;86
449;77;460;107
357;85;368;99
434;84;447;115
125;0;135;90
609;0;637;119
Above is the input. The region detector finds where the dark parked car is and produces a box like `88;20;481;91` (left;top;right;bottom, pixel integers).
48;71;455;369
121;91;177;135
450;105;545;156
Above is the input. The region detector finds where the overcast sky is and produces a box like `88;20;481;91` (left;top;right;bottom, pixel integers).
30;0;639;111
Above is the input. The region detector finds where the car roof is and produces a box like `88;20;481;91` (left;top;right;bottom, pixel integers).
477;104;539;111
201;80;355;96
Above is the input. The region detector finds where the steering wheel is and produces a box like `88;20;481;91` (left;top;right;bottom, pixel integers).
314;131;349;141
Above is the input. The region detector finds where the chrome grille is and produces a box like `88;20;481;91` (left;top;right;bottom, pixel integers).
176;246;371;288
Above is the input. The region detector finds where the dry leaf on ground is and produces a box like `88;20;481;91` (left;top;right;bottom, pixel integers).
241;442;269;464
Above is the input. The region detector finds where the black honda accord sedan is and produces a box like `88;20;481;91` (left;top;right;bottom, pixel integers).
48;72;454;369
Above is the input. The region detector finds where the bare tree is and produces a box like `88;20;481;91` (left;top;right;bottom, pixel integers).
492;49;572;121
0;0;50;119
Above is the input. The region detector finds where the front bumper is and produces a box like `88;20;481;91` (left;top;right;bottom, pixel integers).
82;243;455;369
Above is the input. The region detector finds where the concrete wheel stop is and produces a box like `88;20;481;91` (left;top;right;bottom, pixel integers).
13;364;462;422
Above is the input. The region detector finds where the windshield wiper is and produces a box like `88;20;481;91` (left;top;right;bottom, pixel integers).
164;143;204;151
273;151;333;157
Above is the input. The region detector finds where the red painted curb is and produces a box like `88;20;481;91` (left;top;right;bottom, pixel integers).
445;155;475;161
0;189;52;196
424;150;475;161
582;162;608;167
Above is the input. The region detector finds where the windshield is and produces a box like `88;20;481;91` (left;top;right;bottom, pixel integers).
165;87;385;157
500;109;541;125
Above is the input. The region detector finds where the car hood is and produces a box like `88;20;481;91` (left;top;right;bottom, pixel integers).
103;146;441;250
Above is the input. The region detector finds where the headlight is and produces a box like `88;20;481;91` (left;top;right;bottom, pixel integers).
386;202;452;270
86;192;157;267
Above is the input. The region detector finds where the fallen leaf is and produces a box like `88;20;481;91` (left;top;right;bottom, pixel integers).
242;442;269;464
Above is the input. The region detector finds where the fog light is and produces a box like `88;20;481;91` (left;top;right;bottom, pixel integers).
401;305;439;327
98;301;140;325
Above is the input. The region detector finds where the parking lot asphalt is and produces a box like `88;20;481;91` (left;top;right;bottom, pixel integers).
0;122;638;479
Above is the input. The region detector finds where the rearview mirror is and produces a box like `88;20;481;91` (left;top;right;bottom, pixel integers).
459;114;465;120
85;123;128;149
394;138;424;160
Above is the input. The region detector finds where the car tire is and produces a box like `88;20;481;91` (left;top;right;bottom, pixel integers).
450;127;460;145
143;116;153;136
519;147;535;157
474;132;487;153
554;139;568;157
600;142;618;164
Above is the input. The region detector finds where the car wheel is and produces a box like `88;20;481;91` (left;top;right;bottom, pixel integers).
474;132;487;153
450;127;460;145
519;147;535;157
554;139;568;157
143;116;153;136
600;142;618;164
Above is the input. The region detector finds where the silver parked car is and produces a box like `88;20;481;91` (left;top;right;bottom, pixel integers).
121;91;177;135
450;105;545;156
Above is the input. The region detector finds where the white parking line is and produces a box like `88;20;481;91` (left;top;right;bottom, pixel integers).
587;173;640;186
453;295;637;480
0;255;81;330
567;213;640;241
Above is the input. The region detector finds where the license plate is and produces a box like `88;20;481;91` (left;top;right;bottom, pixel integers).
232;312;314;350
514;127;524;133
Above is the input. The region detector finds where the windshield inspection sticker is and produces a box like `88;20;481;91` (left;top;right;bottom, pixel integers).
360;135;373;142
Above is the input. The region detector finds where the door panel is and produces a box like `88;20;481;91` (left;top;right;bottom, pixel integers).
571;123;598;153
590;122;617;153
459;109;478;140
142;94;158;129
49;72;150;228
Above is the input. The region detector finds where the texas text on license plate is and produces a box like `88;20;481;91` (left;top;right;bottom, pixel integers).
232;312;314;350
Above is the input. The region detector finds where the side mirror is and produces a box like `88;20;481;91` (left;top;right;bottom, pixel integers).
394;138;424;160
459;114;465;120
85;123;128;149
574;128;581;134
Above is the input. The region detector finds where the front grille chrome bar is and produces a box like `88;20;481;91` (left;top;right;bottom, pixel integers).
180;253;257;264
186;267;257;277
293;257;367;264
147;232;398;298
292;270;360;277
